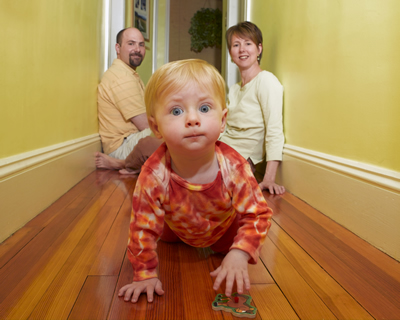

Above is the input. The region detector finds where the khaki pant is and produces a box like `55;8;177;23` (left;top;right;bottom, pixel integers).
108;128;152;160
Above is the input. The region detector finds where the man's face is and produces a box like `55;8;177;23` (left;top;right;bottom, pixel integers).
116;28;146;69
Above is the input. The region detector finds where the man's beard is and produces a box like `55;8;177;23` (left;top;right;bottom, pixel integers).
129;54;143;68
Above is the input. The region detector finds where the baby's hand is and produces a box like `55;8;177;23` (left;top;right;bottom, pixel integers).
210;249;250;297
118;278;164;303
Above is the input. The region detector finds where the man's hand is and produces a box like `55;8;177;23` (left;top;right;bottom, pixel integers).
118;278;164;303
210;249;250;297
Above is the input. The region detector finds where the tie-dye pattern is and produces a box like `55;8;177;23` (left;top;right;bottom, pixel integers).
127;141;272;281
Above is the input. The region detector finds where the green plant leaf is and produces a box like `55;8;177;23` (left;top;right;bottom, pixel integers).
188;8;222;53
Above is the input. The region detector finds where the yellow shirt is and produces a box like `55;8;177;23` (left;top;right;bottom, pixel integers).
97;59;146;154
220;71;284;164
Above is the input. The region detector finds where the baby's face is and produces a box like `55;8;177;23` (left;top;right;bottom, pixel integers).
149;81;227;157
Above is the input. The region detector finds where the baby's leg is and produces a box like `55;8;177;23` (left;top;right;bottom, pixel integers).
210;214;240;254
160;221;181;243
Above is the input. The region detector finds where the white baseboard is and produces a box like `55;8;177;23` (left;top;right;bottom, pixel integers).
0;134;102;242
277;144;400;261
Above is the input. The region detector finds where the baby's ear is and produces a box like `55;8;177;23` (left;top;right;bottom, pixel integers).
148;116;163;139
220;108;228;133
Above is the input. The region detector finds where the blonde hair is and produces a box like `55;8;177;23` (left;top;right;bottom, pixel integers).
145;59;226;118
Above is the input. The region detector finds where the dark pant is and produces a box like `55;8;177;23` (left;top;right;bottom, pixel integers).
160;213;240;254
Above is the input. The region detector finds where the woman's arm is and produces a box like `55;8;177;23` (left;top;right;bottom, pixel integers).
258;72;285;194
259;160;285;194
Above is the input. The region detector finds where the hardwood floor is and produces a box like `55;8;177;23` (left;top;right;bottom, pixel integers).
0;169;399;319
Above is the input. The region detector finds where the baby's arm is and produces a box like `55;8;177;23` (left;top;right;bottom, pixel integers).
210;249;250;297
118;278;164;303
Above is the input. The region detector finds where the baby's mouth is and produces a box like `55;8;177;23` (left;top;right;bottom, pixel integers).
185;133;203;138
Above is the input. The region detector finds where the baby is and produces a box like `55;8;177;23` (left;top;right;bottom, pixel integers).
118;59;272;303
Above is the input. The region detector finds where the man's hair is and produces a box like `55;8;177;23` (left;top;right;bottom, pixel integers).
116;28;127;45
226;21;263;64
145;59;226;118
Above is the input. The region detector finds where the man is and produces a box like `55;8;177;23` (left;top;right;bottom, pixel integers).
95;27;152;170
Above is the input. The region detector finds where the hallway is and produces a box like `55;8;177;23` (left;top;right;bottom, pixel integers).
0;169;399;319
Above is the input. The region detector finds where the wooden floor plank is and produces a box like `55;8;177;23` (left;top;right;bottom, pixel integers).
25;170;110;228
108;253;148;320
260;235;337;320
2;170;399;320
268;222;374;320
0;178;117;310
0;179;120;320
146;241;185;320
250;284;299;320
27;181;128;320
281;192;400;283
178;243;225;320
89;176;136;276
264;193;400;319
68;276;118;320
0;170;115;280
0;226;42;269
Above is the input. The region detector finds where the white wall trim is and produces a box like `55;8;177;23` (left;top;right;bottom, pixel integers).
152;0;158;73
164;0;170;64
284;144;400;193
109;0;125;67
225;0;241;89
0;134;101;181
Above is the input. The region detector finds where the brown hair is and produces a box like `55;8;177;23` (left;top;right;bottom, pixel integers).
116;28;127;45
226;21;263;64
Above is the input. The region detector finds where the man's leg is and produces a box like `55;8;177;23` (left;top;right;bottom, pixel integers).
120;136;163;175
96;128;152;170
95;152;125;170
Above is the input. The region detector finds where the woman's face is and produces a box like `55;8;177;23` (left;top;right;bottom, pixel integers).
229;34;262;70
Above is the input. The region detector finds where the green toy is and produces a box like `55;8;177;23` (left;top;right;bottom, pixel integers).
212;292;257;318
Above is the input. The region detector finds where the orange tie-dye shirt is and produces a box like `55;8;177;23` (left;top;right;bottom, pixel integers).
127;141;272;281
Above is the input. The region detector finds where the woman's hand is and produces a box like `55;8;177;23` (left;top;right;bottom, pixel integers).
259;179;285;195
260;160;285;194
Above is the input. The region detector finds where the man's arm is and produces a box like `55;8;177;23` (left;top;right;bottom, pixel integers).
130;113;149;131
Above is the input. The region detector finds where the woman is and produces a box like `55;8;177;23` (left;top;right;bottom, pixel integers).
219;21;285;195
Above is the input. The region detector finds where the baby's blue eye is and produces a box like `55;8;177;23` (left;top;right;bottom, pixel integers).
171;108;183;116
199;105;210;113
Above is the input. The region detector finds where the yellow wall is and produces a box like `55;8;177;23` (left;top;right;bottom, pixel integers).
0;0;102;159
251;0;400;172
0;0;102;242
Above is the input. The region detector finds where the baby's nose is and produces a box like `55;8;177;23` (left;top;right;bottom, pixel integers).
186;111;200;127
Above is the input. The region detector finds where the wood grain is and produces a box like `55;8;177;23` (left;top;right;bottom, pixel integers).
260;237;337;319
264;192;400;319
250;284;299;320
27;181;128;320
146;241;185;320
68;276;118;320
178;243;224;320
1;170;399;320
89;176;136;276
268;222;373;319
108;252;148;320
